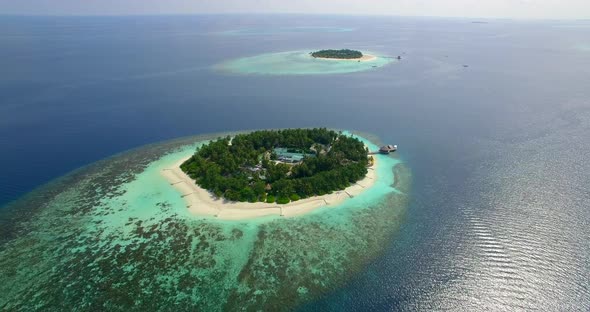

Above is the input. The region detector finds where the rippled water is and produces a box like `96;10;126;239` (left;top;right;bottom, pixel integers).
303;75;590;311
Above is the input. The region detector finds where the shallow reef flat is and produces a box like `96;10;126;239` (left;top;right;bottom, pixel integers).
216;50;396;75
0;131;411;311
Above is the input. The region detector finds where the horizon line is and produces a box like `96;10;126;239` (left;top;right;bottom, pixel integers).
0;12;587;21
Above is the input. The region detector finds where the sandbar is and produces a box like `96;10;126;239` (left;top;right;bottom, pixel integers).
161;156;378;220
312;53;377;62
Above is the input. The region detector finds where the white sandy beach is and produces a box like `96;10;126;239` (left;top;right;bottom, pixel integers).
312;53;377;62
161;156;378;220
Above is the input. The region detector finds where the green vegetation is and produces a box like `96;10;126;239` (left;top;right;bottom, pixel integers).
310;49;363;59
181;129;369;204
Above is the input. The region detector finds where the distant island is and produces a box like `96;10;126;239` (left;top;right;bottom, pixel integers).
180;128;371;204
311;49;364;59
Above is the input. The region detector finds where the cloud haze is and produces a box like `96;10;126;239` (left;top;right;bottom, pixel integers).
0;0;588;19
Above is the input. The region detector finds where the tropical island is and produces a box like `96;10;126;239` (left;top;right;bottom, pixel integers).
309;49;378;62
1;128;408;311
310;49;364;59
180;128;371;205
218;49;393;75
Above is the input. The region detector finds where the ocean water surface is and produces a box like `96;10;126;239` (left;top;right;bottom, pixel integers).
218;26;355;36
1;15;590;310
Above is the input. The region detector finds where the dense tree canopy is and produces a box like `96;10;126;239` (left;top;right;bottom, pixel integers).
181;128;369;204
310;49;363;59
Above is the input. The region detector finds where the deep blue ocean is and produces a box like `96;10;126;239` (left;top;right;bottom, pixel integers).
1;15;589;310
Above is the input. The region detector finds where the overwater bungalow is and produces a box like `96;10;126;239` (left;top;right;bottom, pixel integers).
379;145;397;154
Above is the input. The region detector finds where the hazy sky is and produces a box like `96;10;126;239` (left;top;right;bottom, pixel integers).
0;0;588;19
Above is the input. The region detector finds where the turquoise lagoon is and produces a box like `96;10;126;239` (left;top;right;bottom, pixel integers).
0;131;410;310
216;50;396;75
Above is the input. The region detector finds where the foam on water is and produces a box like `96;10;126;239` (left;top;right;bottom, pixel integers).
216;50;396;75
0;131;410;310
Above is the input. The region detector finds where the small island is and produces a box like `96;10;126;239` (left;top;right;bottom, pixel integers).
180;128;371;205
218;49;393;75
311;49;364;59
309;49;378;62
